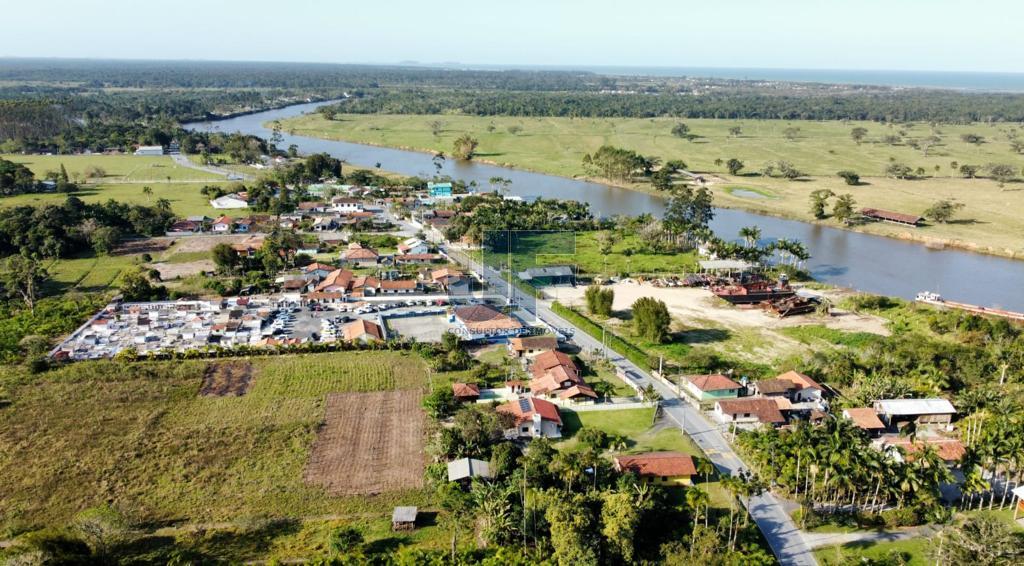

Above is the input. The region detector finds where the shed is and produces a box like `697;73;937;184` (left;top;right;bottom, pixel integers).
392;506;418;530
447;458;492;482
698;259;753;272
860;208;923;227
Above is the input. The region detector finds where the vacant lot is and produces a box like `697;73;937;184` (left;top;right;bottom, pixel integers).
0;352;434;538
305;390;425;496
548;282;888;363
281;113;1024;257
385;313;456;342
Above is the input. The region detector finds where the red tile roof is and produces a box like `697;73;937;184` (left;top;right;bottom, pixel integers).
315;269;354;292
716;398;786;424
688;374;741;392
342;247;379;260
843;408;886;430
614;452;697;478
452;382;480;399
509;336;559;352
558;384;598;400
776;370;823;391
860;208;923;225
882;436;966;462
342;319;383;342
497;397;561;426
454;305;522;332
380;279;417;290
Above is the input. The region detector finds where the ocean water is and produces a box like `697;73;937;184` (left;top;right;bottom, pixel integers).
449;64;1024;92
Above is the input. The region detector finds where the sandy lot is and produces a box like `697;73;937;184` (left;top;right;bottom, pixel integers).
304;390;425;496
547;282;889;336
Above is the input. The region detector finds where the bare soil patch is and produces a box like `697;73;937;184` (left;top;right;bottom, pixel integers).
305;390;425;496
200;361;255;396
169;234;252;254
151;259;215;280
113;237;174;256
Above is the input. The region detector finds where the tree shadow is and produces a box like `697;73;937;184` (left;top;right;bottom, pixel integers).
364;535;413;555
676;328;731;344
944;218;985;225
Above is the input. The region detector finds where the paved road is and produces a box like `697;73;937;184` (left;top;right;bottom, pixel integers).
443;244;818;566
170;154;254;181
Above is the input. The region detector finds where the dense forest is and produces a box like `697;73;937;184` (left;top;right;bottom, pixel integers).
325;88;1024;122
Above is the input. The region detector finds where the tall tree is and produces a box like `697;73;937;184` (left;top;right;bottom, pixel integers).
632;297;671;343
1;255;49;311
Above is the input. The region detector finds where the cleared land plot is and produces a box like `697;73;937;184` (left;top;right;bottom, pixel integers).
548;282;888;363
305;390;425;496
200;361;255;396
0;352;432;534
384;314;456;342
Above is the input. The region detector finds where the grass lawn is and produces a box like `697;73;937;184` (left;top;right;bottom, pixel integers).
815;537;931;566
778;324;883;348
484;230;699;278
45;253;147;294
3;154;224;183
280;113;1024;257
0;351;449;561
0;181;231;217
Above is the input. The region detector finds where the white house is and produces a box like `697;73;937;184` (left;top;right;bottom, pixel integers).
331;197;364;213
397;237;430;255
134;145;164;156
210;194;250;209
211;216;233;233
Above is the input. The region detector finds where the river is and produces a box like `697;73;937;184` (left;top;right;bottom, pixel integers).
185;102;1024;311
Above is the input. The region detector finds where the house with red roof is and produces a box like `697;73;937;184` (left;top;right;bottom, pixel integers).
452;304;523;341
713;398;786;429
211;215;233;233
339;244;380;268
613;452;697;486
452;382;480;403
685;374;742;402
497;397;562;439
314;269;354;293
341;319;384;343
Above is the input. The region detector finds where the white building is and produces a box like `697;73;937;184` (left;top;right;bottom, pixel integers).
134;145;164;156
210;194;250;209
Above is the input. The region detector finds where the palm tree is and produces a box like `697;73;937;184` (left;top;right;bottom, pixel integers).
685;487;711;548
738;226;762;248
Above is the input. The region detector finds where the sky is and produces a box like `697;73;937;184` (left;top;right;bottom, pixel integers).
2;0;1022;73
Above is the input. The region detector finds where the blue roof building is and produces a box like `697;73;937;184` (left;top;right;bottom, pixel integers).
428;182;454;198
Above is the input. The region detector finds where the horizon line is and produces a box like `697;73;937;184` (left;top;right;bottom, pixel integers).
1;55;1022;76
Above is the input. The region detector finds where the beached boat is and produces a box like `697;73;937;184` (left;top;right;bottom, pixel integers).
915;291;1024;322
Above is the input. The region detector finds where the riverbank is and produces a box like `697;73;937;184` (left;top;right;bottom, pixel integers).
276;112;1024;260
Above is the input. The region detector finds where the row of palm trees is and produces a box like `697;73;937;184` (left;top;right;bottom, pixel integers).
958;409;1024;511
737;418;953;517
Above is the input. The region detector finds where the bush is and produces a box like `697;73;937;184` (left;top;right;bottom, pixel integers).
880;506;920;528
632;297;671;343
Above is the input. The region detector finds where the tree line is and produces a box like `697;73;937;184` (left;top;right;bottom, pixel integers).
326;88;1024;122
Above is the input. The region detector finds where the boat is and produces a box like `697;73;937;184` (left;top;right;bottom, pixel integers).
915;291;1024;322
762;295;820;317
713;280;796;305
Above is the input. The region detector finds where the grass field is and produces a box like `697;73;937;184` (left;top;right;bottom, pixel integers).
3;154;224;183
280;113;1024;257
0;352;448;561
0;181;230;217
45;253;146;293
815;537;930;565
484;230;699;279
